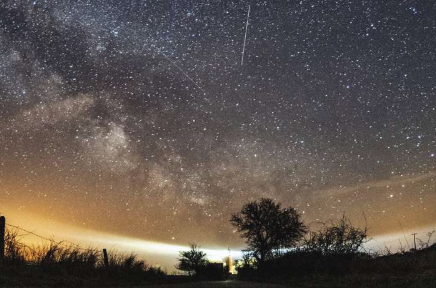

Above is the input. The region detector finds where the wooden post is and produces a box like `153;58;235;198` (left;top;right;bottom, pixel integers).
0;216;5;261
103;248;109;268
412;233;417;250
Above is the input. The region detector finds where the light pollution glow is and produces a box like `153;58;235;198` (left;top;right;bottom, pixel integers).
4;209;435;272
4;211;241;271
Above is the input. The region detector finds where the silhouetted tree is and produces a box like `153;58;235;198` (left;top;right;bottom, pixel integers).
304;215;367;255
230;198;307;266
176;244;208;276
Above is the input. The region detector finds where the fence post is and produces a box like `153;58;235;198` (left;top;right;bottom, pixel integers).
103;248;109;268
412;233;417;250
0;216;5;262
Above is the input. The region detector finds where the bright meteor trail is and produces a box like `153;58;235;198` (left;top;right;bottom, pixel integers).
241;4;250;66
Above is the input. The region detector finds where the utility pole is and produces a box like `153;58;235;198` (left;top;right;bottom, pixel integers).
411;233;417;250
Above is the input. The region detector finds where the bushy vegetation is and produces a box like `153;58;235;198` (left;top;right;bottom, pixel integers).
176;244;228;280
231;199;436;287
0;227;166;287
177;244;208;276
303;215;367;256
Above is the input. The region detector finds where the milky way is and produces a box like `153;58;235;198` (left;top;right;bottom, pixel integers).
0;0;435;249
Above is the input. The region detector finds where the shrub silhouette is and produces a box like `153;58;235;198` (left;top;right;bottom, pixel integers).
176;243;208;276
304;215;367;256
230;198;307;267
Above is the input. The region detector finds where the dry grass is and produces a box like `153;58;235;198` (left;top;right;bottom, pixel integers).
1;227;166;287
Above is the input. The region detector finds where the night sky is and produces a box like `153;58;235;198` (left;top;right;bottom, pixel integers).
0;0;435;254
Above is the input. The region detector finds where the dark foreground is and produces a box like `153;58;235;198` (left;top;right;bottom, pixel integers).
141;277;436;288
2;275;436;288
143;280;286;288
2;230;435;287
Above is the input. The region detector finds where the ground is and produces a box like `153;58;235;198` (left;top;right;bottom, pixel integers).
143;280;286;288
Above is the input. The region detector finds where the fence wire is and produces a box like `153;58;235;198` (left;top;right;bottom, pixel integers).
5;222;99;254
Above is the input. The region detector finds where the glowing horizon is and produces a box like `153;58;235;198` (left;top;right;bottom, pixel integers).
4;210;435;271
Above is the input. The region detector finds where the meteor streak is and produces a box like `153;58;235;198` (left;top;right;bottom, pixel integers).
157;50;207;95
241;5;251;66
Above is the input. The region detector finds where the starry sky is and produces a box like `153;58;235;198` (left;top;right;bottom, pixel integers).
0;0;435;253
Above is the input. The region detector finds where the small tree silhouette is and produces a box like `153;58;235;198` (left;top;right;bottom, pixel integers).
230;198;307;267
176;244;208;276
